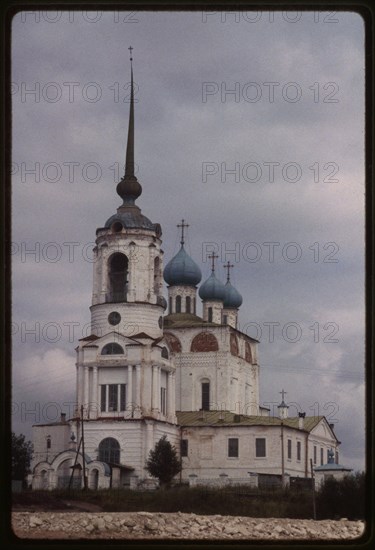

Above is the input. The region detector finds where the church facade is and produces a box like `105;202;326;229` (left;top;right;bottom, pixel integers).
31;54;345;491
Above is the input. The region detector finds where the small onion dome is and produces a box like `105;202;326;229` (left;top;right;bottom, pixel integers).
223;281;243;309
164;245;202;286
199;272;226;301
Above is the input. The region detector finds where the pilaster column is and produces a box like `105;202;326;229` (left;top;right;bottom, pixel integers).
127;365;133;414
76;365;80;410
92;366;98;418
167;371;173;419
100;247;107;299
152;365;159;413
83;366;89;418
128;245;136;302
171;372;176;421
134;365;141;417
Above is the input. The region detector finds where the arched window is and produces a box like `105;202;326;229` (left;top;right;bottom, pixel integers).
186;296;191;314
176;295;182;313
169;296;173;314
208;307;213;323
98;437;120;465
161;346;169;359
201;380;210;411
108;253;128;302
101;343;124;355
46;436;51;450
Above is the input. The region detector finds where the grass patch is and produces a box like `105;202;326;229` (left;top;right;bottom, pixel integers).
13;486;315;518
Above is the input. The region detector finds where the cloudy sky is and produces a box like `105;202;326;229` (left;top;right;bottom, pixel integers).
11;10;365;471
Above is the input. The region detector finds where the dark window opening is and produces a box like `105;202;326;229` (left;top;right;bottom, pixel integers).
120;384;126;412
98;437;120;465
176;295;181;313
101;384;126;412
256;438;266;457
108;253;128;302
201;382;210;411
108;384;118;412
46;437;51;450
228;438;239;458
181;439;188;457
320;447;324;465
161;347;169;359
287;439;292;460
154;257;161;294
101;342;124;355
297;441;301;461
314;445;317;465
208;307;213;323
161;387;166;415
186;296;191;313
101;385;106;412
169;296;173;314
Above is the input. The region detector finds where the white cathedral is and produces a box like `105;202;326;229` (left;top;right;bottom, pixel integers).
31;53;348;491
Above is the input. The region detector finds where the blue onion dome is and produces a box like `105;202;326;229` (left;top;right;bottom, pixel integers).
164;245;202;286
223;281;243;309
199;272;226;301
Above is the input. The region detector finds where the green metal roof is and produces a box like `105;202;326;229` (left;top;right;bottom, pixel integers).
163;313;219;328
176;410;325;432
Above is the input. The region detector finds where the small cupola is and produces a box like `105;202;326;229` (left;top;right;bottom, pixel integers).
277;389;289;419
163;220;201;315
199;253;226;323
222;262;242;328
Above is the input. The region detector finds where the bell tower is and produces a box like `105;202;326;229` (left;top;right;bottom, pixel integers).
90;47;167;340
75;49;177;430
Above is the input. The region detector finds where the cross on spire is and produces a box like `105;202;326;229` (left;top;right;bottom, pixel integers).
177;219;189;246
279;389;287;402
208;252;219;273
128;45;133;62
224;261;234;283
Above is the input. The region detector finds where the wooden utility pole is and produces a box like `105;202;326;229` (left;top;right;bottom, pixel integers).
81;405;88;489
68;435;82;490
281;422;285;487
310;458;317;519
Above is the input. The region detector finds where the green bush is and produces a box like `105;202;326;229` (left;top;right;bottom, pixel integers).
316;472;365;520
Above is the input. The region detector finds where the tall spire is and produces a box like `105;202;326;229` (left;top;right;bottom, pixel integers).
116;46;142;206
125;46;135;178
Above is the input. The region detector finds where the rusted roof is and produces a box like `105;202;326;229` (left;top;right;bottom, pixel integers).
176;410;326;433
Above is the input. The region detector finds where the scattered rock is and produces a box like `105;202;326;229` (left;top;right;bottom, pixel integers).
12;512;366;540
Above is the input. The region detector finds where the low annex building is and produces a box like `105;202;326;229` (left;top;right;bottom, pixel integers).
31;52;350;491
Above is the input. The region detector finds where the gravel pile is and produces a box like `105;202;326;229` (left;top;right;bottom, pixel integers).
12;512;365;540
